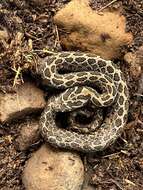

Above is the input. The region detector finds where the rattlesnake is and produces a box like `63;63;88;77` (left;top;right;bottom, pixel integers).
37;52;129;152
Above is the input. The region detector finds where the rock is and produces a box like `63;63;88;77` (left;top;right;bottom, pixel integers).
134;45;143;65
15;119;40;151
124;45;143;79
124;52;141;79
22;144;84;190
0;27;9;41
54;0;133;60
0;82;46;123
124;52;136;64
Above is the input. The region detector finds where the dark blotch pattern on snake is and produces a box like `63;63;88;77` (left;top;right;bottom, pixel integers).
37;52;129;152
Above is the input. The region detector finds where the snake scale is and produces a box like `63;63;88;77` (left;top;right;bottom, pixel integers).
37;52;129;152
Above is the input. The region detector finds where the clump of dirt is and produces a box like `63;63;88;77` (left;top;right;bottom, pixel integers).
0;0;143;190
124;45;143;79
54;0;133;59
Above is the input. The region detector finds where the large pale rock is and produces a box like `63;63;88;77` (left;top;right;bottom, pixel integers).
15;119;40;151
0;82;46;123
22;144;84;190
54;0;133;60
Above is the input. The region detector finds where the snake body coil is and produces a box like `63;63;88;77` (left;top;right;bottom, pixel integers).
38;52;129;152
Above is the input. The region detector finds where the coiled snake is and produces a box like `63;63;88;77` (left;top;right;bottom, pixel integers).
37;52;129;152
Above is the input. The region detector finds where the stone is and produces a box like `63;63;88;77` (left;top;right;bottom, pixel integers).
124;45;143;79
0;27;9;41
22;144;84;190
0;82;46;123
54;0;133;60
15;119;40;151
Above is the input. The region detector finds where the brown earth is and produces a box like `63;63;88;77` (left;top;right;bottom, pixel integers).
0;0;143;190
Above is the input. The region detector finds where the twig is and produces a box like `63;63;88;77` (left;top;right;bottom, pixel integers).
134;93;143;97
102;151;121;158
137;120;143;126
110;179;124;190
98;0;119;12
124;179;136;187
11;66;23;87
55;25;60;43
54;25;60;47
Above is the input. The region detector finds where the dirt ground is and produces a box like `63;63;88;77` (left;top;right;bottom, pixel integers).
0;0;143;190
